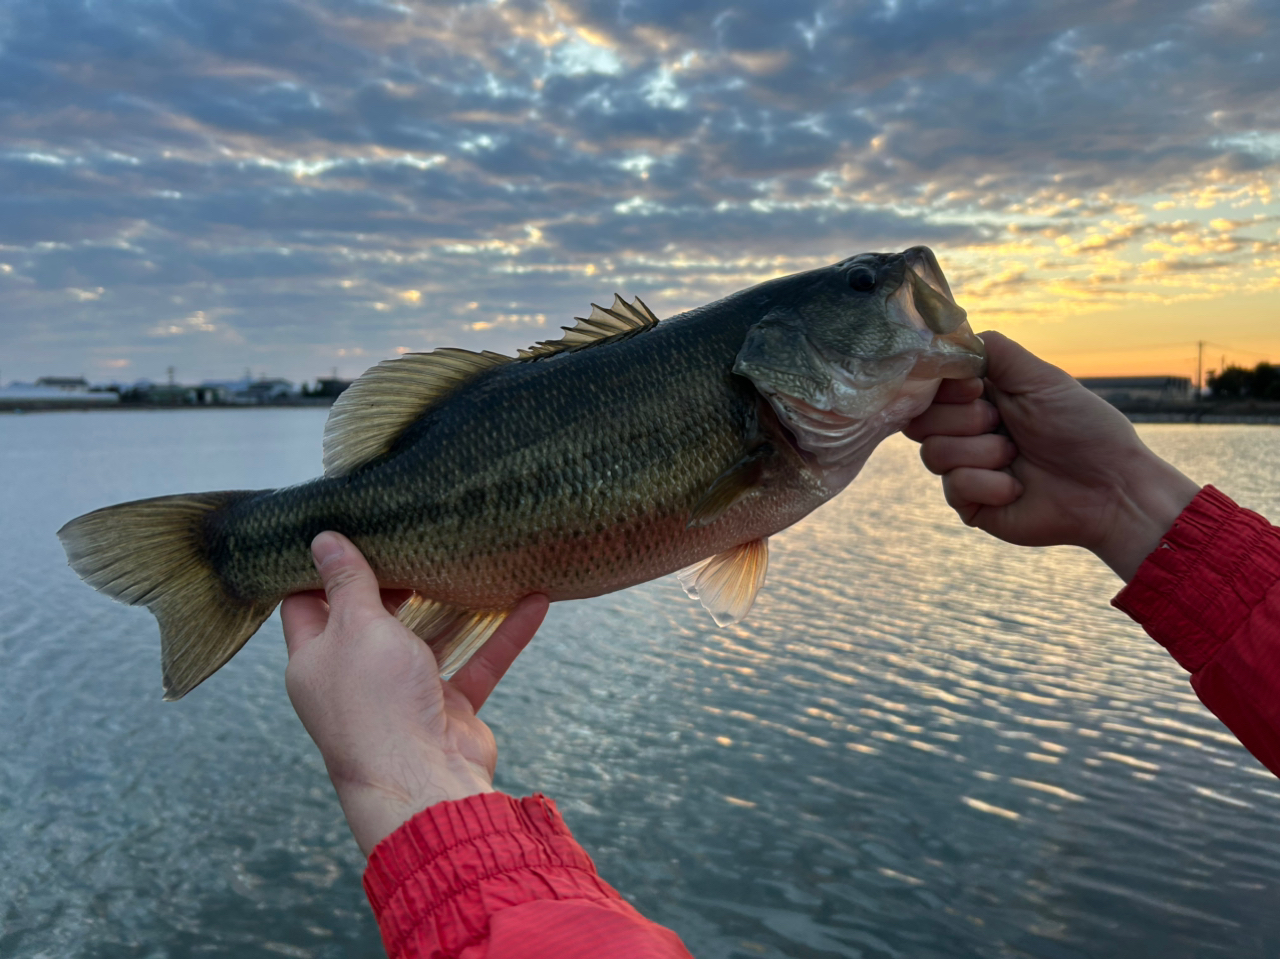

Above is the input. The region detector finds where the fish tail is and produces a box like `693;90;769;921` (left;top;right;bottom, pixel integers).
57;491;276;701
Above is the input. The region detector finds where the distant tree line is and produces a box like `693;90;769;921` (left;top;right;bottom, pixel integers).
1207;362;1280;400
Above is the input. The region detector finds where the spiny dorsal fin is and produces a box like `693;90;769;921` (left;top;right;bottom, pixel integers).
322;348;512;477
518;294;659;359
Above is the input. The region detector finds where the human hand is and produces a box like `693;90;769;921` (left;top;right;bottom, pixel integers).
904;331;1200;582
280;532;549;857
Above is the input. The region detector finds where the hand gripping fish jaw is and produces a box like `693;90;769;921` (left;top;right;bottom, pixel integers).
733;246;986;494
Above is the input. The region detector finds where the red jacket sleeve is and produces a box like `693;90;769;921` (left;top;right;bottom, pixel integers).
363;791;694;959
1113;485;1280;776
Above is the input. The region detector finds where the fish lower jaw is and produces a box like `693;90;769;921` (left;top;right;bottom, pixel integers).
911;333;987;380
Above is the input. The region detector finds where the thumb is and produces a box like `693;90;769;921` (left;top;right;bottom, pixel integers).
979;331;1074;396
311;531;384;627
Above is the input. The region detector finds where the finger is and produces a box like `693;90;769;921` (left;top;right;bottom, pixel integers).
903;398;999;442
280;591;329;657
448;594;549;713
932;377;985;404
979;331;1074;396
942;467;1023;512
920;434;1017;475
311;532;385;628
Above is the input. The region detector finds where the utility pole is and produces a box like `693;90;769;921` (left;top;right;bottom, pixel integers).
1196;340;1204;401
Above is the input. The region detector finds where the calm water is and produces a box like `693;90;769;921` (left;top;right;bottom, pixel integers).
1;410;1278;959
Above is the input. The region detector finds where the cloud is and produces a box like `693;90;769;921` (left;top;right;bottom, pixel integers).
545;196;980;255
0;0;1276;381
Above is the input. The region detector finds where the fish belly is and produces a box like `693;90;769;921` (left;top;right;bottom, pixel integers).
397;468;828;608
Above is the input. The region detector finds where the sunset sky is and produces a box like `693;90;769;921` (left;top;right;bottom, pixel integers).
1;0;1277;386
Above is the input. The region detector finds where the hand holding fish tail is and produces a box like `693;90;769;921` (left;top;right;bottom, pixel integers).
281;531;549;857
904;331;1201;582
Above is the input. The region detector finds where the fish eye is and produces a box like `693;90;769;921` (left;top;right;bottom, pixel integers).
846;267;876;293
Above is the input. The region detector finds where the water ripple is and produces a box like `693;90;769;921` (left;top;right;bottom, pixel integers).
2;415;1279;957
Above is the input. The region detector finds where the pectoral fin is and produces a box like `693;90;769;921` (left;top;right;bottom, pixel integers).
677;538;769;627
395;594;511;678
687;443;778;528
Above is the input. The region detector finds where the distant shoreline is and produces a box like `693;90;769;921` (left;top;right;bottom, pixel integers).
4;398;1279;425
1125;412;1280;425
0;398;336;413
1116;401;1280;425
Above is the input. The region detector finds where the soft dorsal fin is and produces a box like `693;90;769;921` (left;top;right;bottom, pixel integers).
518;294;659;359
322;348;512;476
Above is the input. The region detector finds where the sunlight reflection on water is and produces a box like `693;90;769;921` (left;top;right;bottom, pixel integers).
1;412;1278;958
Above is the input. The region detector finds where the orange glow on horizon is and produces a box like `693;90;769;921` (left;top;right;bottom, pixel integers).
982;290;1278;381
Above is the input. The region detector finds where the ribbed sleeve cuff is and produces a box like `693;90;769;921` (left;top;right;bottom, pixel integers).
363;792;622;959
1113;486;1280;672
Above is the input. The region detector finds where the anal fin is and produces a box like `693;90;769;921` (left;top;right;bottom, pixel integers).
677;538;769;627
395;594;510;678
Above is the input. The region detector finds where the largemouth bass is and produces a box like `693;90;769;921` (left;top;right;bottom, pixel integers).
59;246;985;700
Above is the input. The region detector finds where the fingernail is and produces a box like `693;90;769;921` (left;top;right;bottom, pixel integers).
311;532;344;570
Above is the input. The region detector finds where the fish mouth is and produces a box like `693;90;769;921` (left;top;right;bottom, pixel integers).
889;246;986;378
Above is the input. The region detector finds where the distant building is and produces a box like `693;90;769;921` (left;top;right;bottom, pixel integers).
1077;376;1191;404
311;377;353;399
194;382;233;405
35;376;90;391
0;381;118;407
195;377;297;404
196;378;252;404
235;378;296;404
140;384;197;405
193;386;226;405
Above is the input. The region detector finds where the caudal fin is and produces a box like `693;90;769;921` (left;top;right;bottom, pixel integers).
57;492;275;700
